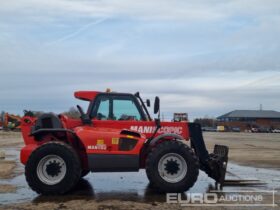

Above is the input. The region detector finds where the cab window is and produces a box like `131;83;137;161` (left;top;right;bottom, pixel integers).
96;98;109;120
113;98;141;121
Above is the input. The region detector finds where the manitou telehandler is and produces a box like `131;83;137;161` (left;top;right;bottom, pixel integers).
20;90;228;195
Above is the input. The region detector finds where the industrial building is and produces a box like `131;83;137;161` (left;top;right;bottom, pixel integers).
217;110;280;132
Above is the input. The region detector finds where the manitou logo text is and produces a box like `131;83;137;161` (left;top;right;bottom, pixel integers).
87;145;107;150
130;126;183;135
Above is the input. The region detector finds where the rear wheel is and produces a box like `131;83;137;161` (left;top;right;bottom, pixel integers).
25;141;81;195
146;140;199;192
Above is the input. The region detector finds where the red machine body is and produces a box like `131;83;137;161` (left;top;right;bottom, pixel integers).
21;91;189;169
20;90;228;195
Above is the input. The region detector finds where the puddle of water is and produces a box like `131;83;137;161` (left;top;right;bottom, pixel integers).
1;147;20;160
226;163;280;191
0;143;279;205
0;162;279;205
0;169;213;204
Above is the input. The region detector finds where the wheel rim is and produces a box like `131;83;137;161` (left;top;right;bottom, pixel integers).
158;153;187;183
37;155;67;185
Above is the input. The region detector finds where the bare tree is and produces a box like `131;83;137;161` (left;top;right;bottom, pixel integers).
63;107;80;119
194;118;217;127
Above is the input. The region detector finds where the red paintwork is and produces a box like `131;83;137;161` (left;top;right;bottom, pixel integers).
20;91;190;170
91;120;188;139
74;91;100;101
21;144;38;164
20;116;37;145
74;126;146;155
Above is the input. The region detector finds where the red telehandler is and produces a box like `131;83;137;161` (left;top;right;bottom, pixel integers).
20;90;228;195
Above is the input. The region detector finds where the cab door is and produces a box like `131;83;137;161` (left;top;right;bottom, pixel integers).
90;94;148;132
89;93;187;139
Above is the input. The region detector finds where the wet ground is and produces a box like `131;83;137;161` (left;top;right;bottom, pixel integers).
1;164;280;204
0;132;279;209
0;143;279;207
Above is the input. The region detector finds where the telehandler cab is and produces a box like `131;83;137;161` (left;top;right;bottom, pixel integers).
20;90;228;194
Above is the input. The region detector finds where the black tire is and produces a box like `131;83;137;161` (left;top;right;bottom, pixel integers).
25;141;81;195
81;169;90;178
146;140;199;193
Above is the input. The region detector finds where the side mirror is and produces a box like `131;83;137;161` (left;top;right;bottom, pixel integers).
154;97;160;114
146;99;150;107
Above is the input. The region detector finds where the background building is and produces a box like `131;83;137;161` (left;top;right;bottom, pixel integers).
217;110;280;131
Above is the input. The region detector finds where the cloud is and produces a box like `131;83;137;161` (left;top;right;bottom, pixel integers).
0;0;224;23
0;0;280;119
46;17;109;45
2;0;280;25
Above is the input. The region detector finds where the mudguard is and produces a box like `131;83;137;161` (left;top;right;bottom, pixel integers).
149;133;185;146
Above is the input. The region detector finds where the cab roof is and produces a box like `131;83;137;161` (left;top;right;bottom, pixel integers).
74;91;101;101
74;90;136;101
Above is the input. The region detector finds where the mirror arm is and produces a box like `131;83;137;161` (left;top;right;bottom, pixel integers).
135;93;152;121
146;96;161;144
146;118;161;145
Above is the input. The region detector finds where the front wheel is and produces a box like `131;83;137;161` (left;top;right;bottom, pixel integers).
146;140;199;192
25;141;81;195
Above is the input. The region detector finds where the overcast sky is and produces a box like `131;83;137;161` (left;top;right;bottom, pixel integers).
1;0;280;120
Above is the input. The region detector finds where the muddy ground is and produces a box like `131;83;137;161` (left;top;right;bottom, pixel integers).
0;131;279;209
0;132;20;180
